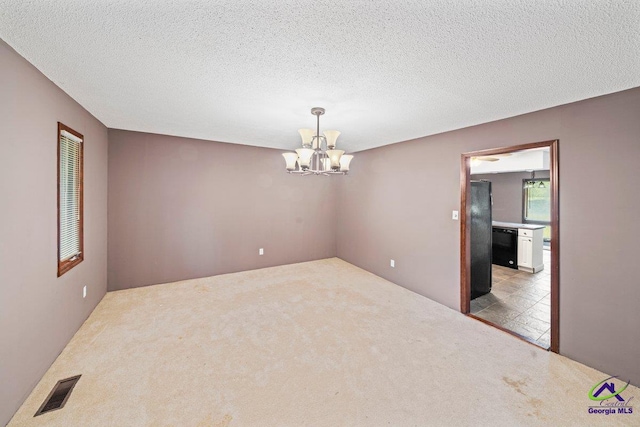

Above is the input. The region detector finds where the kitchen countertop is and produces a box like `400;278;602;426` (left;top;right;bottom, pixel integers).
492;221;546;230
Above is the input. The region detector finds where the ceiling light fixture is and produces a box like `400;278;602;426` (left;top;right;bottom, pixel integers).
282;107;353;175
525;170;545;189
524;171;547;189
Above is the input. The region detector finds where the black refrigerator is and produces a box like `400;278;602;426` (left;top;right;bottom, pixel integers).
470;180;492;299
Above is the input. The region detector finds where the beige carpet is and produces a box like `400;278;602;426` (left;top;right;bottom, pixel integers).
8;258;638;426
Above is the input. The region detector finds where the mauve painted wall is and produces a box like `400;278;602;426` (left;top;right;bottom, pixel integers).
108;130;337;291
0;40;108;425
337;87;640;386
471;171;550;223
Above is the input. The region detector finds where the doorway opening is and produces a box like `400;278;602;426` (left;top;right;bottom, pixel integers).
460;140;559;353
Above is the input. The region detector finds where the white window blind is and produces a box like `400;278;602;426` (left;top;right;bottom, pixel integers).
59;130;82;262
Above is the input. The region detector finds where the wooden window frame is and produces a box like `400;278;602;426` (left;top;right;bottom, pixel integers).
57;122;84;277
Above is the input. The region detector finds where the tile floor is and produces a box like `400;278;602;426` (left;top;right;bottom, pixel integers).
471;250;551;348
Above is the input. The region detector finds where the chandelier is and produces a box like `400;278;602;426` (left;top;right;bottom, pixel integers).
282;107;353;175
525;170;546;189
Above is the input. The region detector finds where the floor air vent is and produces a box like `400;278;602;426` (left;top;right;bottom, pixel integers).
34;375;81;417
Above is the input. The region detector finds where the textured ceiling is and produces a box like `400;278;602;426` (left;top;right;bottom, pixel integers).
1;1;639;152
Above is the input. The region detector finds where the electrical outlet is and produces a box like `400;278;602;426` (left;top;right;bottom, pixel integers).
452;210;459;220
390;259;395;268
259;248;264;256
82;285;87;299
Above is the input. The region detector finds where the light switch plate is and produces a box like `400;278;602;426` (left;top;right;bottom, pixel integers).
259;248;264;255
82;286;87;298
390;259;395;268
452;210;459;220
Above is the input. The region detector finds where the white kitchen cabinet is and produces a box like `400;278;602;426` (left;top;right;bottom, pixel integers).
517;227;544;273
518;236;532;268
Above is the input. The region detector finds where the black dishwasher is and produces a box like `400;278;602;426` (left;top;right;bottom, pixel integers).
492;227;518;269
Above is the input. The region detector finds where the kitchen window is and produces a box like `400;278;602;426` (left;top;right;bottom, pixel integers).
58;123;84;276
523;178;551;242
523;179;550;223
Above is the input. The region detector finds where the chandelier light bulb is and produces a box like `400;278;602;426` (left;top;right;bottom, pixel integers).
295;148;314;170
323;130;341;149
339;154;354;172
325;149;344;170
298;129;315;148
282;152;298;171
